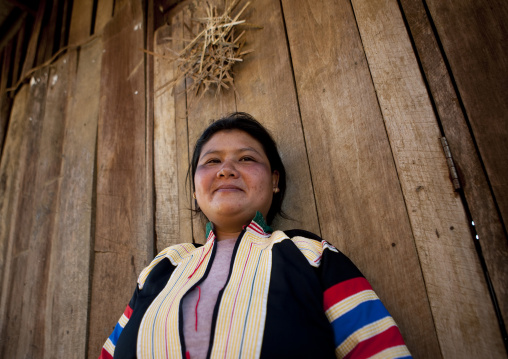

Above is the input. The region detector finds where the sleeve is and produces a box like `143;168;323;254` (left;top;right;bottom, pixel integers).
319;242;412;359
98;290;138;359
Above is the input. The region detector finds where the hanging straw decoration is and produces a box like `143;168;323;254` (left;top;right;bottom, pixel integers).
152;0;259;99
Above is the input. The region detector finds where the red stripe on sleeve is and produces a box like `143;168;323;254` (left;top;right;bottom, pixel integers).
343;325;405;359
124;304;133;319
323;277;371;311
99;347;114;359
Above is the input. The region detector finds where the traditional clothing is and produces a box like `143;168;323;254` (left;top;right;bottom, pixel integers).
100;212;411;359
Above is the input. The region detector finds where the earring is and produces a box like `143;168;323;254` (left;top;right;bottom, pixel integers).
273;188;280;193
193;192;197;199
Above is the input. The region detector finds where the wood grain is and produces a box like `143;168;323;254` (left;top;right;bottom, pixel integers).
172;11;194;246
399;0;508;340
153;24;183;251
87;0;152;356
68;0;93;45
94;0;114;34
425;0;508;234
0;60;69;358
0;42;13;154
0;84;29;311
351;0;506;356
0;69;50;358
280;0;440;356
21;0;46;78
44;39;102;358
233;0;320;235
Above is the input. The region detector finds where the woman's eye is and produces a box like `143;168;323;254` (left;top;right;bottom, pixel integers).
240;156;255;162
205;159;220;164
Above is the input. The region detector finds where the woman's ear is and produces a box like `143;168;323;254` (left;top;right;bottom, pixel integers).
272;170;280;190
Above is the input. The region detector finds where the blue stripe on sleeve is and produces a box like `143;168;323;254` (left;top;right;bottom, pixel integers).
109;322;124;346
330;298;390;347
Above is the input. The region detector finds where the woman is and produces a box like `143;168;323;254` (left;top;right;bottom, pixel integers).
100;112;411;359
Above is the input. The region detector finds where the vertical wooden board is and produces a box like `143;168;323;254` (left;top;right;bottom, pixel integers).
154;24;182;250
21;0;46;79
12;20;27;86
146;0;155;257
232;0;320;234
68;0;93;45
0;42;13;154
88;0;152;356
280;0;440;356
1;55;70;357
352;0;506;356
425;0;508;232
43;39;102;359
0;84;29;304
172;11;194;246
399;0;508;336
95;0;114;34
0;69;48;357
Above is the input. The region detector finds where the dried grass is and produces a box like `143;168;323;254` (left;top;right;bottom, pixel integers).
150;0;260;100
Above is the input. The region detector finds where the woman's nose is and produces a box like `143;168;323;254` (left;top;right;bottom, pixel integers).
217;161;238;178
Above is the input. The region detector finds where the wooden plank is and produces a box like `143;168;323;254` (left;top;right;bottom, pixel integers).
87;0;152;356
68;0;93;45
21;0;46;78
0;42;13;153
0;84;29;312
399;0;508;339
94;0;114;34
0;73;50;358
172;11;194;246
0;61;69;358
43;39;102;359
59;0;72;49
280;0;440;356
351;0;506;356
12;19;27;86
425;1;508;234
233;0;320;234
153;24;183;251
145;0;155;255
43;0;60;61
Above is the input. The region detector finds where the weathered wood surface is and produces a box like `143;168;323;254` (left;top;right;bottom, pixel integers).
351;0;506;356
88;0;152;356
399;0;508;338
280;0;439;356
95;0;114;34
0;84;29;307
44;39;102;358
0;61;68;357
0;43;13;154
172;11;194;246
21;0;46;79
425;0;508;233
233;0;320;235
153;24;184;251
68;0;93;45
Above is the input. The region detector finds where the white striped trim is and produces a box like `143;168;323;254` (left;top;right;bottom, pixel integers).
370;345;411;359
103;338;115;355
325;290;379;322
337;316;398;358
118;313;129;328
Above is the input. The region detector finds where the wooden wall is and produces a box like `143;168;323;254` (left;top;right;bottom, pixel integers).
0;0;506;357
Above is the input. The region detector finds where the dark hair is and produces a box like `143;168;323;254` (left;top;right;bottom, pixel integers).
190;112;286;225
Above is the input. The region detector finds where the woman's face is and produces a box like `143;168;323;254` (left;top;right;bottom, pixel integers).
194;129;279;229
